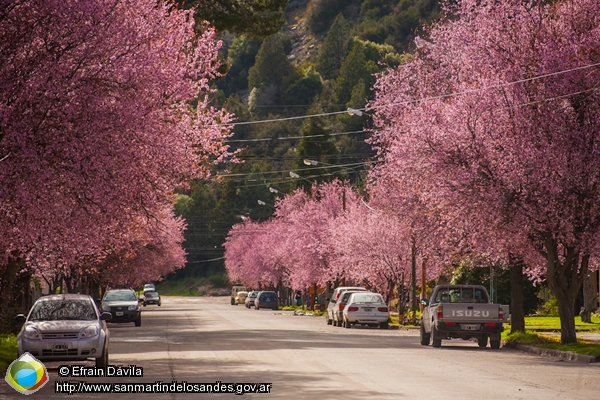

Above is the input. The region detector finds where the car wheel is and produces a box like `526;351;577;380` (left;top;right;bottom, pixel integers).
344;318;351;329
95;345;108;368
231;298;235;305
256;305;259;310
158;302;161;306
490;333;501;349
432;325;442;348
326;315;332;325
420;323;431;346
337;319;343;327
143;303;147;307
478;336;488;348
135;315;141;327
380;322;389;329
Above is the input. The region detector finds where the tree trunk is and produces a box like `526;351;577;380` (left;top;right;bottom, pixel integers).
0;253;24;322
544;235;586;344
509;257;525;333
579;272;597;323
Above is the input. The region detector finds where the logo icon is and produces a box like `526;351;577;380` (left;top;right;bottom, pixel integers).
5;352;49;395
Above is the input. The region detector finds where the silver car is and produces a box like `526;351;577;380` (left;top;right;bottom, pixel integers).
342;292;390;329
16;294;112;367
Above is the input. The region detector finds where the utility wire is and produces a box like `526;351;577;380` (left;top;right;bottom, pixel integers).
217;62;600;126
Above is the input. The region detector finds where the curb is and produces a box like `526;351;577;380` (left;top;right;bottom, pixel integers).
504;342;597;363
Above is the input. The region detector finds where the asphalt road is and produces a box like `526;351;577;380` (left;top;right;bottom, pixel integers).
2;296;599;399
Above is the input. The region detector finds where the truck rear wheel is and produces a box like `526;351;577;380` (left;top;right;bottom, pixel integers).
477;336;488;348
432;325;442;348
420;323;430;346
490;333;501;349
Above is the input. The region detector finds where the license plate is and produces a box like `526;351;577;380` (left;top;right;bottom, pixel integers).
363;308;373;312
462;324;478;330
52;343;68;350
116;311;124;316
266;299;270;302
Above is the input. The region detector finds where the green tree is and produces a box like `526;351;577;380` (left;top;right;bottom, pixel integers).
316;13;350;80
291;109;340;192
181;0;288;38
283;65;323;107
248;34;297;94
335;41;377;104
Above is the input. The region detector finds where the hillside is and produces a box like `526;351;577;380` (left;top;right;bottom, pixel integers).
174;0;441;279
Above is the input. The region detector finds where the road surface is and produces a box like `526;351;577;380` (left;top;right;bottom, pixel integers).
2;296;599;399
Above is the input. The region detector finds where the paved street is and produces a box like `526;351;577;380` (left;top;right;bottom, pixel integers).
2;296;599;399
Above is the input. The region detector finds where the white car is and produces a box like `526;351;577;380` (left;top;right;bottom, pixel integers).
342;292;390;329
143;283;156;294
325;286;368;325
332;290;369;327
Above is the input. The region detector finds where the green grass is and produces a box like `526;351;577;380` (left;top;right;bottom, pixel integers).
521;315;600;331
0;334;18;374
504;330;600;359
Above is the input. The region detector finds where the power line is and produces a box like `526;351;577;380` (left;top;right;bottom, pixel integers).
225;130;367;143
217;62;600;126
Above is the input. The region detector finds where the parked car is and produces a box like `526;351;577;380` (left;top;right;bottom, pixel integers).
142;283;156;294
234;291;248;305
420;284;505;348
101;289;142;326
245;291;259;308
342;292;390;329
255;291;278;310
143;291;161;306
325;286;368;325
231;284;247;305
15;294;111;367
332;290;368;327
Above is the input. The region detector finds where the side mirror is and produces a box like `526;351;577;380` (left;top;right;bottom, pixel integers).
15;314;26;323
420;299;428;306
100;312;112;321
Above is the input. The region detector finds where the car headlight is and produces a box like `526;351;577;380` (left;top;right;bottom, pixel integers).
24;326;41;340
80;325;99;338
102;304;110;312
128;304;138;311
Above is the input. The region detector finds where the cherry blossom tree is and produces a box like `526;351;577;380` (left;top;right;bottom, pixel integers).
370;0;600;343
0;0;233;314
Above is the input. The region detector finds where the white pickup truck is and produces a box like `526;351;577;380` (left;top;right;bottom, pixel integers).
420;284;505;349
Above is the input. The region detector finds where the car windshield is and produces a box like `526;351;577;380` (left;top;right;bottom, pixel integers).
144;284;155;290
351;294;384;304
29;299;97;321
104;291;136;301
261;293;276;300
145;292;159;298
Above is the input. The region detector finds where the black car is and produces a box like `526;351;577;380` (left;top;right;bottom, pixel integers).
255;291;278;310
143;291;161;306
101;289;141;326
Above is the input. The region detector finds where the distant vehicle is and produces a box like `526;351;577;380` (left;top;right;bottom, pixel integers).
234;291;248;305
332;290;368;327
420;285;505;348
325;286;368;325
342;292;390;329
15;294;111;367
143;284;156;294
143;291;161;306
102;289;142;326
231;284;247;305
255;291;278;310
245;291;259;308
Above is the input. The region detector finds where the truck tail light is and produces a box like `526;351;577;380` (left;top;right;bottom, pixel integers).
378;307;388;312
437;305;443;319
348;306;359;312
498;306;504;320
485;323;497;327
339;303;344;311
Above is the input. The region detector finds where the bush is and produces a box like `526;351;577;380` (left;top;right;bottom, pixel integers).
208;274;229;288
538;298;559;316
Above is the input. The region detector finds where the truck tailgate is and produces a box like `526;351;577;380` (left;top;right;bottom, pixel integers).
441;303;502;322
